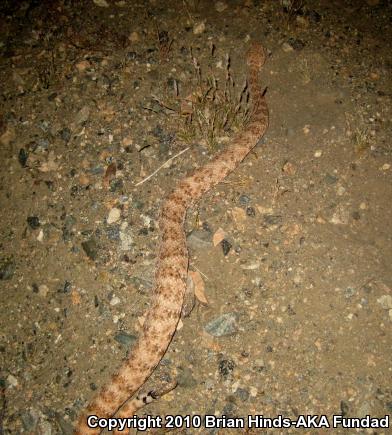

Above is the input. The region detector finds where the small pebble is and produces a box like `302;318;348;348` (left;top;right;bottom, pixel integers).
193;21;206;35
215;1;228;12
114;331;136;347
38;284;49;297
218;358;235;378
27;216;40;229
205;312;238;337
238;194;251;206
18;148;28;167
377;295;392;310
221;239;232;256
109;295;121;306
7;374;18;387
282;42;294;52
107;208;121;224
81;238;99;260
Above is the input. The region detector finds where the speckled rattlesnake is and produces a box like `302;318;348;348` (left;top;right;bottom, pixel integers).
75;41;269;434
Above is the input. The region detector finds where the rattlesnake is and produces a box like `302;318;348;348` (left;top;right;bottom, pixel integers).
75;41;269;434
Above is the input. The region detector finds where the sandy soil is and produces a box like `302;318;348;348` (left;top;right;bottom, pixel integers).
0;0;391;434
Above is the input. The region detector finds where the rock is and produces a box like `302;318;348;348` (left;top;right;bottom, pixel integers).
93;0;109;7
0;257;16;280
106;225;120;241
235;387;250;401
340;400;349;416
344;287;356;299
263;214;282;225
75;60;91;73
282;42;294;52
288;37;305;50
238;194;251;206
193;21;206;35
81;238;99;260
215;1;228;12
7;374;18;387
324;173;338;185
218;358;235;378
21;410;39;431
221;239;232;256
246;206;256;217
205;313;238;337
296;16;309;27
187;229;211;249
18;148;28;167
119;228;133;251
27;216;40;229
330;205;349;225
107;207;121;224
114;331;136;347
38;284;49;297
73;106;90;126
129;31;139;42
377;295;392;310
59;127;71;143
109;295;120;306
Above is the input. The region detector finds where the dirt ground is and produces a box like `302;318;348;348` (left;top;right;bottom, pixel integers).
0;0;391;434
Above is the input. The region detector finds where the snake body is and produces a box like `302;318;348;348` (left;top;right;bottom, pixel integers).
75;42;269;434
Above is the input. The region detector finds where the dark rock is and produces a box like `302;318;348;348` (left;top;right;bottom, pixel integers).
246;206;255;217
288;38;305;50
263;214;282;225
235;387;250;401
114;331;137;347
81;238;99;261
106;225;120;241
0;257;16;280
127;51;137;60
340;400;349;416
221;239;232;256
238;194;250;206
325;173;338;185
218;358;235;378
60;127;71;143
27;216;40;229
18;148;28;167
307;10;321;23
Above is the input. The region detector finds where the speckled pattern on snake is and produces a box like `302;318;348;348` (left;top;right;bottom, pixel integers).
75;41;269;435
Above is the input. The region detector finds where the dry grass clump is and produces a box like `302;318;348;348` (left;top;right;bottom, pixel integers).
155;48;251;149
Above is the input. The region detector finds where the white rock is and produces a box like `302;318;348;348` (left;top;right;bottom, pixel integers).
93;0;109;7
107;207;121;224
120;230;133;250
193;21;206;35
377;295;392;310
7;374;18;387
38;284;49;297
282;42;294;52
110;296;121;306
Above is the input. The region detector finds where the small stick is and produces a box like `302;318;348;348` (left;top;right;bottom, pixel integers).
192;264;210;281
134;147;190;186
